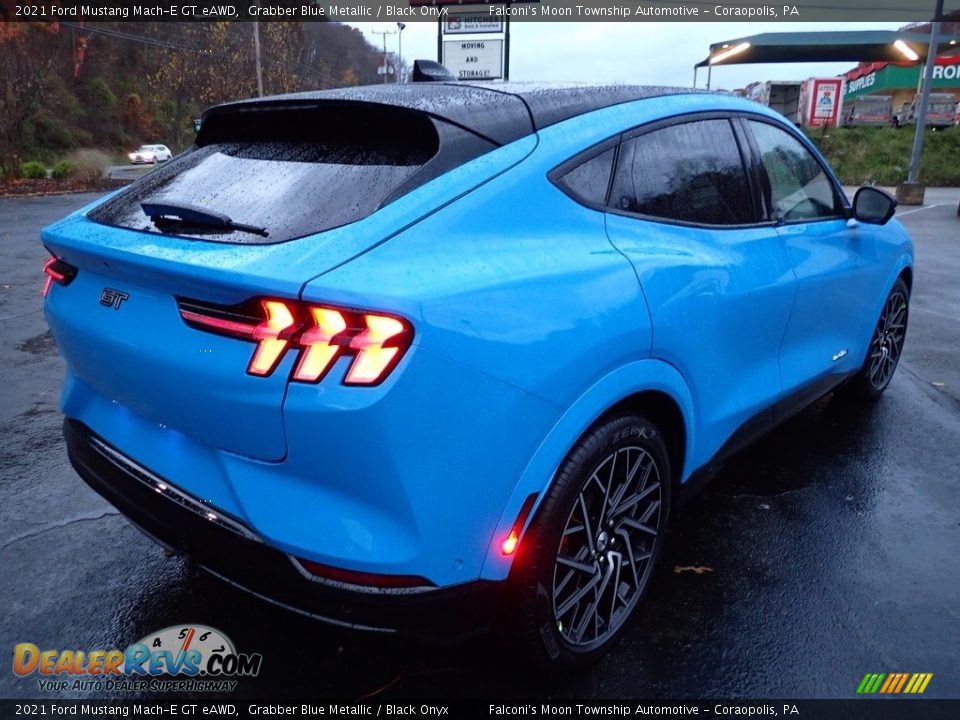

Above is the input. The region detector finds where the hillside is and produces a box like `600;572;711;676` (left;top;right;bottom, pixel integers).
805;125;960;187
0;21;385;178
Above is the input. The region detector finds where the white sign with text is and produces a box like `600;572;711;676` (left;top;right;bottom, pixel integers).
442;13;504;34
442;39;504;81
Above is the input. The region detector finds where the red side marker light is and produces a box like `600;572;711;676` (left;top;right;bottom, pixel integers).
501;493;539;556
501;531;520;556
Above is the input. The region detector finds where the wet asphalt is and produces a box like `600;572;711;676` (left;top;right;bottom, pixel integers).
1;190;958;700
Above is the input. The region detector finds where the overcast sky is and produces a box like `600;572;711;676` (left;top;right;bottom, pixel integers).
348;22;906;89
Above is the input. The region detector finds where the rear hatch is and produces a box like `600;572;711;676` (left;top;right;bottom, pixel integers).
42;93;532;461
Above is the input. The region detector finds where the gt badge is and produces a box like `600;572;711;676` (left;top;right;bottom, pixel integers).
100;288;129;310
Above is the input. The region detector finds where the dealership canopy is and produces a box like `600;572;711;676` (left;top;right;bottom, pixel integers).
696;31;960;67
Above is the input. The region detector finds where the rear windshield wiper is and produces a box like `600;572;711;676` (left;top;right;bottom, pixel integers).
141;201;269;237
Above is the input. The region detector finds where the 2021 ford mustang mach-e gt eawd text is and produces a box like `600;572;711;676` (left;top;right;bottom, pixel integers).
41;81;912;667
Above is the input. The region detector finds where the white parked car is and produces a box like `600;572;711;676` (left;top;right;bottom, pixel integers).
128;144;172;164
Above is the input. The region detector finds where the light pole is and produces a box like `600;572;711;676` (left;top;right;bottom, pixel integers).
396;23;406;84
904;0;944;192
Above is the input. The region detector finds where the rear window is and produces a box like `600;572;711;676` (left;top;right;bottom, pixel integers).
89;103;489;244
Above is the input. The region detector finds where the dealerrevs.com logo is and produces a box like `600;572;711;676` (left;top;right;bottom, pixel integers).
12;625;262;693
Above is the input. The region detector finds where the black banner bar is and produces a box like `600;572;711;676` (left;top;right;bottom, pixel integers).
1;700;960;719
4;0;960;23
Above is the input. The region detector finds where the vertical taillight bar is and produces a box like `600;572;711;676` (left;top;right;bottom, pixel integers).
247;300;297;376
343;314;410;386
292;307;347;382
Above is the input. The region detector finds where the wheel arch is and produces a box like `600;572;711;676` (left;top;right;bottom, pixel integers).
478;359;696;581
595;391;686;494
898;264;913;294
856;253;914;366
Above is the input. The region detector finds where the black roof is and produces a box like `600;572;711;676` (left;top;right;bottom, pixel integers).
203;83;707;148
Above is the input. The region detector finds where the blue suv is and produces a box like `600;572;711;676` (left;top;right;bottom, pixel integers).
42;82;912;668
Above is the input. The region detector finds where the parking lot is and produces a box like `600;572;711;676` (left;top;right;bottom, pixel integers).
1;189;958;699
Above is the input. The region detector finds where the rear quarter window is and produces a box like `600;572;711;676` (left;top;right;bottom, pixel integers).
553;148;615;207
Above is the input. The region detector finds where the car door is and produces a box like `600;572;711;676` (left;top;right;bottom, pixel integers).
742;118;876;394
603;115;796;467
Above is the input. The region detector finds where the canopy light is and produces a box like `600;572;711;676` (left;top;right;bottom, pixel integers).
893;40;920;62
710;42;751;65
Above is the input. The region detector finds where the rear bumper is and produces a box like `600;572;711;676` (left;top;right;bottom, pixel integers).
64;419;504;642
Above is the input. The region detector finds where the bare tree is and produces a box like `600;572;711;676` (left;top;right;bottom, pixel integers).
0;22;62;177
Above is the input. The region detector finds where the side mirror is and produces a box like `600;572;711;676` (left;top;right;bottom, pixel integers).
852;186;897;225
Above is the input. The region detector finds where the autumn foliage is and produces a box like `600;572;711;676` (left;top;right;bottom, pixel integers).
0;18;384;177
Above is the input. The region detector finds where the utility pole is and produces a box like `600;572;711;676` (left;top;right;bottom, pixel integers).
905;0;944;190
372;28;397;84
252;19;264;97
396;23;406;83
504;4;511;81
252;1;264;97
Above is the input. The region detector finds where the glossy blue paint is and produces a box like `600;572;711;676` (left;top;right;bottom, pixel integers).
605;217;796;471
43;90;913;591
479;358;697;581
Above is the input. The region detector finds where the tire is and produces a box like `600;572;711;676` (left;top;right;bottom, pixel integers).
846;278;909;401
511;414;671;670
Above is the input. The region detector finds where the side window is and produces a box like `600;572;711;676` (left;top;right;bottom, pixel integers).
555;148;615;207
747;120;842;222
609;119;754;226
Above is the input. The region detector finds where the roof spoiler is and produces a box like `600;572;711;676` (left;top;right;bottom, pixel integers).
412;60;457;83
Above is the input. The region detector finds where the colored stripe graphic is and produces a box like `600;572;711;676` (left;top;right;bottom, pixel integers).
906;673;934;694
857;672;933;694
879;674;896;693
857;673;886;694
894;673;910;693
881;673;904;693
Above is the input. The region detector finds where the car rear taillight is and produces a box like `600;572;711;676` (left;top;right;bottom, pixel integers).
249;300;298;377
343;314;410;386
292;307;346;383
179;297;413;386
41;256;78;297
